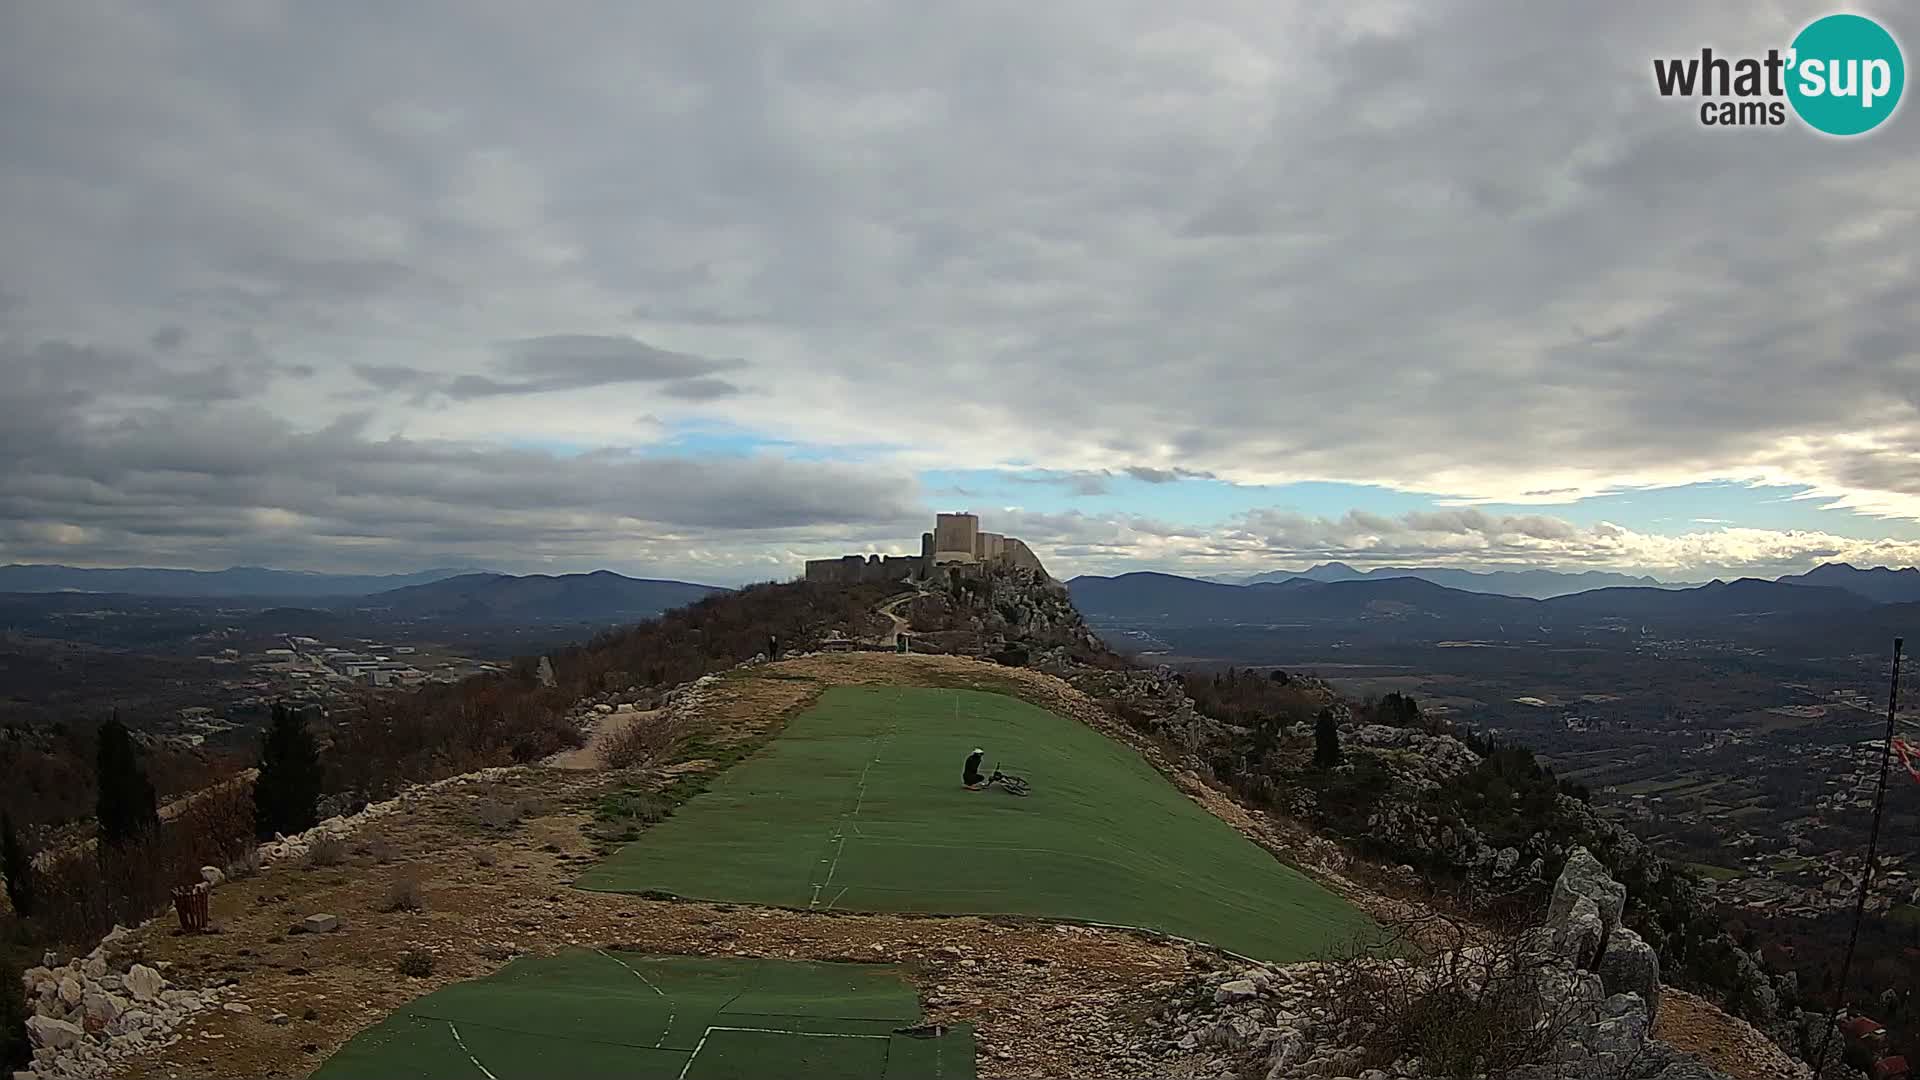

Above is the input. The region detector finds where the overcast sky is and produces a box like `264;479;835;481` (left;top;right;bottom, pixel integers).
4;1;1919;586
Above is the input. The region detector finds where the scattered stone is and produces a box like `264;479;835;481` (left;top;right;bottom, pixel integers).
301;913;342;934
26;1017;83;1051
125;965;165;1002
223;1002;252;1014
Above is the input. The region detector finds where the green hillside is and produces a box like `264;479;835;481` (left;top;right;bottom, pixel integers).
579;686;1369;961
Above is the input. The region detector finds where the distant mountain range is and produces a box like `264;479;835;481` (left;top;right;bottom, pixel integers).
1231;562;1704;599
0;564;491;598
350;571;722;621
1067;566;1891;629
1776;562;1920;604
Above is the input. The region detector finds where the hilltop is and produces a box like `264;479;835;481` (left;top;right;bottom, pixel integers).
2;570;1837;1079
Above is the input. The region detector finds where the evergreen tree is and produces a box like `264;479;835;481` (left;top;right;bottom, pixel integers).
1;953;29;1073
1313;707;1342;769
254;702;324;840
95;714;159;846
1;812;33;917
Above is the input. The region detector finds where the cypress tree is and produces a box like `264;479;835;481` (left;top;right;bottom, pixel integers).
95;714;159;846
1;811;33;917
1313;707;1343;769
254;702;323;840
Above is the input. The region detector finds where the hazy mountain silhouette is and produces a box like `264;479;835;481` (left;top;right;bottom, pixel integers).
0;563;488;598
355;571;721;620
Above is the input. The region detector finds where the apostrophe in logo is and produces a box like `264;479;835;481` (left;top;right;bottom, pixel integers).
1651;12;1905;136
1786;13;1904;136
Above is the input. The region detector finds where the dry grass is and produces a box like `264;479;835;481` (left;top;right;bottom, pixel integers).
225;847;263;881
601;713;680;769
377;872;425;913
304;835;347;868
473;798;521;830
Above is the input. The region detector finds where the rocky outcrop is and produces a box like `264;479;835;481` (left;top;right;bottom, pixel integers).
18;926;226;1079
1136;853;1771;1080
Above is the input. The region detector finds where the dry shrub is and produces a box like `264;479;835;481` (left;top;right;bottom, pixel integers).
473;799;521;830
396;949;435;977
225;846;263;881
379;871;425;913
473;847;498;868
601;714;680;770
364;837;395;864
32;781;255;951
1310;908;1592;1080
304;834;347;868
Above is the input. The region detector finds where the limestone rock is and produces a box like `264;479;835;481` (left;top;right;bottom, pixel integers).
1598;927;1662;1019
26;1016;83;1050
1555;895;1605;969
81;991;123;1025
125;964;165;1002
301;913;342;934
1549;847;1627;939
56;976;83;1008
200;864;225;888
1212;978;1259;1004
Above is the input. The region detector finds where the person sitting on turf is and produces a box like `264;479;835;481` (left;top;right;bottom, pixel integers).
963;747;991;790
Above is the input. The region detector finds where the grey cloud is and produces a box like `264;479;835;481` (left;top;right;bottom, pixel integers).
150;326;188;351
0;337;920;577
3;0;1920;578
348;336;746;401
1004;471;1111;497
1124;466;1214;484
660;377;744;401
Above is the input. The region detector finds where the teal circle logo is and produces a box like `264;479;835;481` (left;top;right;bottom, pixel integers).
1787;13;1905;136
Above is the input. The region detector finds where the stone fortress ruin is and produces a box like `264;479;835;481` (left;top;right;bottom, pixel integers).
804;512;1046;585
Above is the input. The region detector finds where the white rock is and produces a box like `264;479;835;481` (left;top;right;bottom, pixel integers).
82;991;123;1024
125;965;165;1002
200;865;225;888
302;913;341;934
81;953;107;979
56;977;83;1008
26;1016;83;1050
1212;978;1260;1004
222;1002;251;1014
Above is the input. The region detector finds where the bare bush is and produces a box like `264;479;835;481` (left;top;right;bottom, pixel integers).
601;715;679;770
224;846;263;881
379;871;425;913
304;834;347;868
364;837;395;864
1310;908;1592;1079
31;782;254;951
396;949;435;977
473;848;497;868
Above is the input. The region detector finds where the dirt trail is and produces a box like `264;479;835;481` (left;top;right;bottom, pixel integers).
546;708;662;770
870;589;918;646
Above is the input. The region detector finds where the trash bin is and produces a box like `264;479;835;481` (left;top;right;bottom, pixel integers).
172;881;210;932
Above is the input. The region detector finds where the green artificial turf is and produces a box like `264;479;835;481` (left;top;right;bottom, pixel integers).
578;686;1371;961
312;952;972;1080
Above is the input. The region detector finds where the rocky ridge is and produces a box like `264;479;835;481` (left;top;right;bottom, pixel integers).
1136;850;1778;1080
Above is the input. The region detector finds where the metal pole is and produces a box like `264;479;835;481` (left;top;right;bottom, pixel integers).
1813;637;1903;1076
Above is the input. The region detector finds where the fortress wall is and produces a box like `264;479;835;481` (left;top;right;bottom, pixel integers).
1001;538;1046;576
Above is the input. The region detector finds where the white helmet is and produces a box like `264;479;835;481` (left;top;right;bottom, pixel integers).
972;747;984;754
